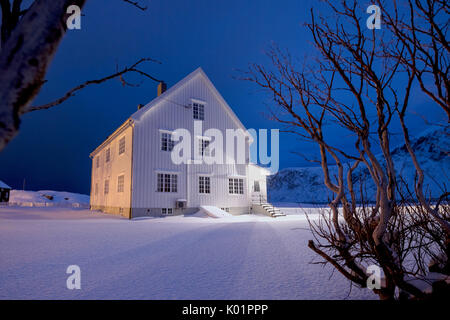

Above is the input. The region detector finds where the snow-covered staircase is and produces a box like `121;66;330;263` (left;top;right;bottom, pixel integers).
251;195;285;218
260;203;285;217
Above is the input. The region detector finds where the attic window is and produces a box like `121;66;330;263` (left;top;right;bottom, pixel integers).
193;102;205;120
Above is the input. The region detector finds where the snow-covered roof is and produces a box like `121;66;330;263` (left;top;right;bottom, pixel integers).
0;180;11;189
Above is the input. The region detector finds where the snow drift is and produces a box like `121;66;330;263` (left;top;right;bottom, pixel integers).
198;206;233;218
8;190;90;208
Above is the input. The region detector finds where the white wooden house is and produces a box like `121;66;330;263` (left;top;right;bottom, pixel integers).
89;68;282;219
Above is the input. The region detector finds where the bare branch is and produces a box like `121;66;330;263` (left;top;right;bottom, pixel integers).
26;58;161;113
122;0;147;11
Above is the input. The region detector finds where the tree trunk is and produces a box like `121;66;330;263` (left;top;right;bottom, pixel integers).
0;0;86;151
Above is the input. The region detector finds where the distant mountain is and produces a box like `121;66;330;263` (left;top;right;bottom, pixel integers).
268;125;449;203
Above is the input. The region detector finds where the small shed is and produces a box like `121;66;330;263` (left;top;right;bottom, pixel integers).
0;180;11;203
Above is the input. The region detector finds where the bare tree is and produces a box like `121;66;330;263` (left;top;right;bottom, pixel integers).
243;0;449;299
0;0;155;151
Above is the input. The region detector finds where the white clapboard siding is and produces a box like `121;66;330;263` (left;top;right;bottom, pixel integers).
90;67;268;216
130;68;252;209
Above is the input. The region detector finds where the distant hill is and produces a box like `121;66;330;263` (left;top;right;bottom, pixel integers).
268;125;449;203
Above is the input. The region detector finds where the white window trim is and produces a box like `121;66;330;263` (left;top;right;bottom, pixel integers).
198;175;211;195
156;172;179;193
195;135;212;141
191;98;207;105
160;130;175;152
196;136;212;158
159;129;175;134
196;173;213;177
192;99;206;120
161;208;174;216
228;177;245;195
155;169;181;175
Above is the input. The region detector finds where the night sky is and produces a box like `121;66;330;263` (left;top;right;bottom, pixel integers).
0;0;445;194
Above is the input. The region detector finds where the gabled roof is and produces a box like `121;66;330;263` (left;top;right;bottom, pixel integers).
0;180;11;189
90;67;251;157
130;67;249;133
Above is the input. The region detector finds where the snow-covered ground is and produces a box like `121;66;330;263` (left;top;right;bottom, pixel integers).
0;206;376;300
8;190;90;208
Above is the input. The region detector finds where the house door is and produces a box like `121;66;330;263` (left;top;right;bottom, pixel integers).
251;180;262;204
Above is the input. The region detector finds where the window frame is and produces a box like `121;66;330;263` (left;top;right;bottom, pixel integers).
156;173;178;193
198;176;211;194
198;138;211;157
254;180;260;192
192;102;205;120
105;148;111;163
117;174;125;193
160;131;175;152
161;208;173;216
228;178;244;195
118;137;126;155
104;179;110;195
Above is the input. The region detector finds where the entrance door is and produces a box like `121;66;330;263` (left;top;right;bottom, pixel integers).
251;180;262;204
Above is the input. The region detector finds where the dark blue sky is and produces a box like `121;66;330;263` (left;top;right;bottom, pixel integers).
0;0;445;194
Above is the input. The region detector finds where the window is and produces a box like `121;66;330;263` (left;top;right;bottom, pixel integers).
193;102;205;120
94;183;98;196
161;132;175;151
119;137;125;155
161;208;173;215
104;179;109;195
96;157;100;168
199;138;210;157
254;180;260;192
157;173;178;192
117;175;124;193
228;178;244;194
105;148;111;163
199;176;211;194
